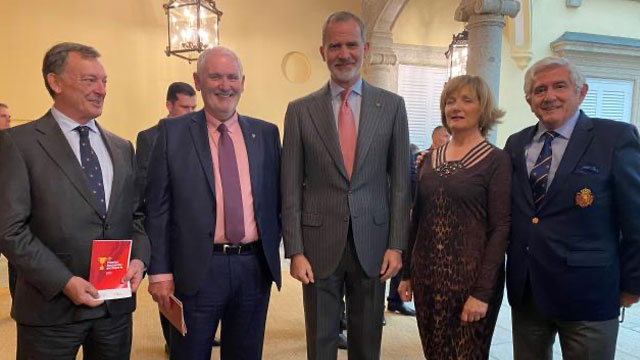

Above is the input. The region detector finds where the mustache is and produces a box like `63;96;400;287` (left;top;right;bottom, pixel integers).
213;90;237;96
540;100;559;110
334;59;356;66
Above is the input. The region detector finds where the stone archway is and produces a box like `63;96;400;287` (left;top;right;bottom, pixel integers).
361;0;409;92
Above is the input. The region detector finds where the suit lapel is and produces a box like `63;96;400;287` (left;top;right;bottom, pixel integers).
35;113;104;216
189;110;216;195
353;82;383;177
308;85;349;180
98;123;124;216
238;115;263;211
542;113;594;209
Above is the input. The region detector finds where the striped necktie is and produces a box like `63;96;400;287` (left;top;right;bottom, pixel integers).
529;130;558;208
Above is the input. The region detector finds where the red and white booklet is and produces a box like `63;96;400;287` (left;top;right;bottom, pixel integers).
89;239;132;300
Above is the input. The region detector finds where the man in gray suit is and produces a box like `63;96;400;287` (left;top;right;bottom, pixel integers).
0;42;149;360
282;11;411;360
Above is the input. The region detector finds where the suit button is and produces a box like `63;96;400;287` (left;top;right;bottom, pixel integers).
526;246;530;252
348;191;352;195
531;217;539;224
104;223;110;230
343;216;349;222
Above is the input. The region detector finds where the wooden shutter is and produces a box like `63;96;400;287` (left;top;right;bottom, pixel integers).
582;78;633;123
398;64;448;150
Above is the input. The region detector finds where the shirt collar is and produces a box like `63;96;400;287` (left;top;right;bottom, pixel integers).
50;106;99;134
330;78;363;99
205;110;240;133
534;110;580;141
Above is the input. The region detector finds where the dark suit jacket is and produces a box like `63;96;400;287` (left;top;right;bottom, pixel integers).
135;124;159;198
145;110;282;295
504;111;640;321
0;111;150;326
281;81;411;279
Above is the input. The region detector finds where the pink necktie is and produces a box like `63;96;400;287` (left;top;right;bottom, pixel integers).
339;90;356;179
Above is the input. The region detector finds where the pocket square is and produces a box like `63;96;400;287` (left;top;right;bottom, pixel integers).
574;164;600;175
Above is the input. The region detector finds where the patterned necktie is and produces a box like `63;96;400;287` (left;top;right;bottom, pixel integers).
338;89;357;179
529;130;558;208
75;126;106;215
217;123;245;244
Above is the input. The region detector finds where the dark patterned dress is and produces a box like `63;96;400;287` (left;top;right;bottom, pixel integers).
404;141;511;359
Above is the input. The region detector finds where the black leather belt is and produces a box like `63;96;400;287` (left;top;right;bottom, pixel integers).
213;240;260;255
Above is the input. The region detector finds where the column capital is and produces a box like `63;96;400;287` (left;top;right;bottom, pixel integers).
455;0;520;22
366;31;398;67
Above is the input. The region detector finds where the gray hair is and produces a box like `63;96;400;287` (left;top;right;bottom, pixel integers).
523;56;585;99
42;42;101;98
322;11;366;45
196;46;244;77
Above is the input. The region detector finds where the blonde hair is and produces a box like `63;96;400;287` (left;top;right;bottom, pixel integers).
440;75;504;137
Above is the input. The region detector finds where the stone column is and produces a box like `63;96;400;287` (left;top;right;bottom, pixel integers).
455;0;519;142
455;0;519;100
363;30;398;92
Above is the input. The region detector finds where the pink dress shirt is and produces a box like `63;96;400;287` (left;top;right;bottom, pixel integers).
149;111;259;283
205;111;259;244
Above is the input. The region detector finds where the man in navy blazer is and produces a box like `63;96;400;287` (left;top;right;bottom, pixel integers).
145;47;281;360
504;56;640;360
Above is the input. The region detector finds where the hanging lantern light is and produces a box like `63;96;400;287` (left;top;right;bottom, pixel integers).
445;30;469;79
164;0;222;62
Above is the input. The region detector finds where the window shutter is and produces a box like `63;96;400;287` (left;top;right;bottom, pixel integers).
398;65;448;150
582;78;633;123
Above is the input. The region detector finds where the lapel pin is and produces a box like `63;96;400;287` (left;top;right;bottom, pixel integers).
575;188;594;208
375;102;381;108
252;133;256;138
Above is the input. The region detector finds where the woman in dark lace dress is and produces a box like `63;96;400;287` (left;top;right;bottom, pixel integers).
398;75;511;359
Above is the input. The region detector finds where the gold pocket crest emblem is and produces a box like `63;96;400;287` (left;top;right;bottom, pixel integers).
575;188;594;208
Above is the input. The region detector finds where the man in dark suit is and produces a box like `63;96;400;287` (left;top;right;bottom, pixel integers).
135;82;196;199
135;81;197;353
145;46;281;360
281;11;410;360
504;56;640;360
0;102;10;130
0;42;149;360
0;102;18;300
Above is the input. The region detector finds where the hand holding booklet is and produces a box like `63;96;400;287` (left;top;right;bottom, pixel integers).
89;240;132;300
160;295;188;336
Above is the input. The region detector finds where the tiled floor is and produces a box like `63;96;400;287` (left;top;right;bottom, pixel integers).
2;255;640;359
489;292;640;359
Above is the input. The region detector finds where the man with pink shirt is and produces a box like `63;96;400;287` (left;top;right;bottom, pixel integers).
144;47;282;360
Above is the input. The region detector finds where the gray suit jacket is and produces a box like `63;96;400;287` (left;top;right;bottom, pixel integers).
281;81;411;279
0;111;150;326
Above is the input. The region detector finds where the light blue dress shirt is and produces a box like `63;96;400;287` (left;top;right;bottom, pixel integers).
330;78;363;133
51;107;114;209
525;110;580;189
